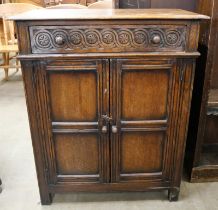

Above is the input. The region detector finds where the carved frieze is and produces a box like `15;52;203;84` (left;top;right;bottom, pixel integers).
30;25;186;53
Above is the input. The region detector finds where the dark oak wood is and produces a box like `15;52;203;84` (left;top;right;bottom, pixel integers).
29;24;187;53
185;0;218;183
12;9;207;204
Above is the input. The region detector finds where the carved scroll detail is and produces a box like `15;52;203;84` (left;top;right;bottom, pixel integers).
30;26;186;53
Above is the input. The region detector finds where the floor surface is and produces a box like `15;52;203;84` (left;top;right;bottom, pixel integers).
0;70;218;210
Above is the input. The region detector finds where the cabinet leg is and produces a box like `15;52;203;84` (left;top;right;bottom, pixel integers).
40;193;54;205
168;188;180;202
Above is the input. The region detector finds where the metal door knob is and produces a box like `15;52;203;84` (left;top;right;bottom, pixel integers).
112;126;118;134
102;126;108;134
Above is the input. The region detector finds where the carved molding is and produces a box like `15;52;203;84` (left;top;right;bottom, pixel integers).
30;26;186;53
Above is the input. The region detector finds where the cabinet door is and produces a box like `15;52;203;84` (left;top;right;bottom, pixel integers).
37;59;110;184
110;59;179;183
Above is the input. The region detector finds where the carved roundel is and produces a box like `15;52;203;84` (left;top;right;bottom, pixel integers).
165;30;181;46
34;30;52;49
69;30;84;46
85;30;101;46
102;30;117;46
118;30;132;46
133;29;149;46
118;30;133;46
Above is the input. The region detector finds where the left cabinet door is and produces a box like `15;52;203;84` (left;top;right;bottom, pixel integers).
29;59;110;185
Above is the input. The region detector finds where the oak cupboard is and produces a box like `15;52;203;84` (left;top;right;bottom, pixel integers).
186;0;218;182
11;9;208;204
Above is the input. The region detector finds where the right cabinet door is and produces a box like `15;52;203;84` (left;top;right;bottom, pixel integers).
110;58;181;184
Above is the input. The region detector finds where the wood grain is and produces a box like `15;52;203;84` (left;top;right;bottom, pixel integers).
10;8;209;20
185;0;218;183
121;66;169;120
48;70;97;122
121;132;164;174
14;9;204;204
54;133;99;175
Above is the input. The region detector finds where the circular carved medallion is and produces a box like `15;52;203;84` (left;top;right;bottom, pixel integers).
85;30;100;45
166;30;181;46
69;31;83;46
35;31;52;49
118;30;132;46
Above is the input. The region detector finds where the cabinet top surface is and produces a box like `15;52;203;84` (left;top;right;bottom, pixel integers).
10;9;209;21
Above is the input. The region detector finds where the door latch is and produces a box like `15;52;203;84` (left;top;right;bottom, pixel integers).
102;114;113;123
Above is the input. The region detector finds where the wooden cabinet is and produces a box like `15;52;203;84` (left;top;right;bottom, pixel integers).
185;0;218;182
12;9;207;204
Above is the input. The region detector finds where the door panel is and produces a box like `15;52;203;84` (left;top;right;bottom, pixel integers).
110;59;177;183
45;59;110;184
121;67;169;120
54;133;99;175
121;132;164;174
49;70;97;122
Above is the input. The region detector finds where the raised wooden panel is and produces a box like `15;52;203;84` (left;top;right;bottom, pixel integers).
110;58;176;183
121;132;164;174
45;59;110;184
121;66;170;120
54;133;99;175
204;115;218;144
211;36;218;89
47;64;98;122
